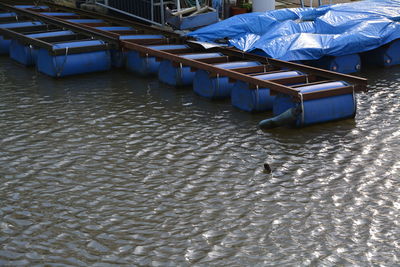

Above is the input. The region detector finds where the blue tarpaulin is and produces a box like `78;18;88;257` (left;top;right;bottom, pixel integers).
187;0;400;61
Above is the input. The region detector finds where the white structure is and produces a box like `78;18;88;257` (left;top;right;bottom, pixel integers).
252;0;275;11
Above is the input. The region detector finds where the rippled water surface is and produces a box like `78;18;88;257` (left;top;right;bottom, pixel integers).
0;57;399;266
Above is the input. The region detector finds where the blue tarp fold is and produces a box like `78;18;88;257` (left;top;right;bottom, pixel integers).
187;0;400;61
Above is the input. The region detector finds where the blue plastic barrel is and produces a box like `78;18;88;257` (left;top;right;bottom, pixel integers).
37;40;111;77
126;44;188;75
158;53;223;87
119;34;164;40
111;35;165;68
14;5;48;9
310;54;361;74
27;30;74;39
0;21;43;28
231;71;303;112
362;39;400;67
0;12;17;18
193;61;261;99
110;49;127;68
9;31;74;66
95;26;135;31
40;12;76;16
0;21;43;54
273;81;355;127
9;41;37;66
66;19;104;24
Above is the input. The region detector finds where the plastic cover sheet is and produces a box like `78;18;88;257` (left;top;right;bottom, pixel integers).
187;0;400;61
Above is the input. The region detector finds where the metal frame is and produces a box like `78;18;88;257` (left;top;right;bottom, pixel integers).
94;2;164;27
33;4;367;83
92;0;174;27
119;42;366;100
0;3;117;55
0;1;368;102
220;48;367;90
0;3;118;45
0;26;113;55
42;0;180;37
30;2;367;89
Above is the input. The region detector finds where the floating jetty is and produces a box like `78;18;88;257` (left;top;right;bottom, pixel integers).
0;1;368;129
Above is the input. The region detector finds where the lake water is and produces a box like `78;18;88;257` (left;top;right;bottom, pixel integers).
0;57;399;266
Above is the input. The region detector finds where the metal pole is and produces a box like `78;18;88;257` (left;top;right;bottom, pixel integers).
151;0;154;21
176;0;181;19
160;0;165;26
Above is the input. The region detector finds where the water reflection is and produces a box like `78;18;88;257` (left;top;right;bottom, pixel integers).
0;57;399;265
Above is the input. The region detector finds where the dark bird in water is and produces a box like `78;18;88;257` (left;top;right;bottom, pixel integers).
263;163;272;174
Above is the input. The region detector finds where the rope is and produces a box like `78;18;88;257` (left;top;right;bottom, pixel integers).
255;85;260;111
265;57;270;67
214;73;219;97
299;92;305;126
145;53;149;72
352;84;357;116
105;43;111;68
216;73;220;98
53;47;69;78
177;63;183;85
28;45;33;64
